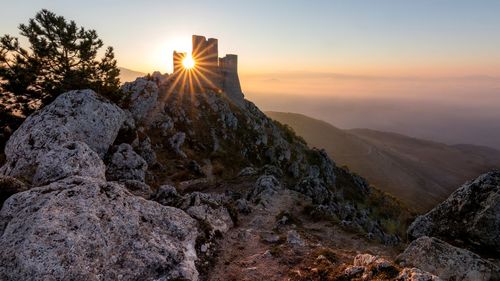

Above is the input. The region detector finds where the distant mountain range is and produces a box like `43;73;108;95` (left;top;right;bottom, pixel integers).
267;111;500;212
118;67;146;83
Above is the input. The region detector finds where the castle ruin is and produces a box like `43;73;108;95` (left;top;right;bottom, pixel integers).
172;35;244;106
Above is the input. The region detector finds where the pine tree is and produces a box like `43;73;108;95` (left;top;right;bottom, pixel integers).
0;9;121;119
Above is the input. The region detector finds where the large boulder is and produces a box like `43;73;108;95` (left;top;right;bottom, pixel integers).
106;143;148;182
408;171;500;254
32;141;106;186
0;177;199;281
397;236;499;281
121;78;159;123
0;90;125;183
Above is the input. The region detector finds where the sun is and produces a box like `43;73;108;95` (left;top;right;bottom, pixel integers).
182;55;195;69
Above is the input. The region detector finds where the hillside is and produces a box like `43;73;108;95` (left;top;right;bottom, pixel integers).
267;111;500;212
118;67;146;83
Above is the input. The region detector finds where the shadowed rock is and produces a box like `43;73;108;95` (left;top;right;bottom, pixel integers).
408;171;500;255
106;143;148;182
397;236;499;281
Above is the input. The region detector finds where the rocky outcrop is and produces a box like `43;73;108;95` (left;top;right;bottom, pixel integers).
32;141;106;186
0;176;199;281
408;171;500;254
119;179;153;199
248;175;281;206
169;132;187;158
106;143;148;182
121;78;159;123
157;189;234;235
132;135;157;166
397;236;499;281
0;90;125;183
184;193;234;234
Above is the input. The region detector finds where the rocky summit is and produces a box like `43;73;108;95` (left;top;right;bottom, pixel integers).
0;75;499;280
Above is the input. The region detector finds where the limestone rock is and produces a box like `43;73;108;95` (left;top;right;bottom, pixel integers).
119;179;153;199
169;132;187;158
0;177;199;281
121;78;159;123
286;229;305;246
154;185;183;207
182;192;234;234
397;236;499;281
408;171;500;254
248;175;280;205
106;143;147;182
33;141;106;186
0;175;27;208
235;198;251;214
132;135;157;166
0;90;125;183
238;167;257;177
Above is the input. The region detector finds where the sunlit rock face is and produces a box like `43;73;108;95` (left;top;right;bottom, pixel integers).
32;141;106;186
0;177;199;281
121;78;159;124
0;89;125;184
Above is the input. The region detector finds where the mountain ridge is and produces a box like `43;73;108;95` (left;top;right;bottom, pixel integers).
266;111;500;212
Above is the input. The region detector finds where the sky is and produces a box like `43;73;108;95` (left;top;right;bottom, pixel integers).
2;0;500;76
2;0;500;148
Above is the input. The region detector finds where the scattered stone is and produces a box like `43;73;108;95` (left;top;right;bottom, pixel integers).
132;135;157;166
235;198;251;214
238;167;257;177
397;236;499;281
169;132;187;158
106;143;147;182
154;185;182;207
119;179;153;199
260;232;281;244
286;230;305;246
183;192;234;234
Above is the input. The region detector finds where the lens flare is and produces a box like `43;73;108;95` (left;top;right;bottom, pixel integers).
182;55;195;69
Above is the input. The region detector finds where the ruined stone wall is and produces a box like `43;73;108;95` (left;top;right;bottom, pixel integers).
220;55;244;106
192;35;220;89
170;36;244;105
173;51;186;74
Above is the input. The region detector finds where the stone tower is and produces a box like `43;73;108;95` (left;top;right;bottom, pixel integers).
171;35;245;107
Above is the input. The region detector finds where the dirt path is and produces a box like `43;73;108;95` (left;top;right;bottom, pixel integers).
206;188;398;281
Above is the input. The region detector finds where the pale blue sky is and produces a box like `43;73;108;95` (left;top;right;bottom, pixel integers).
2;0;500;75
